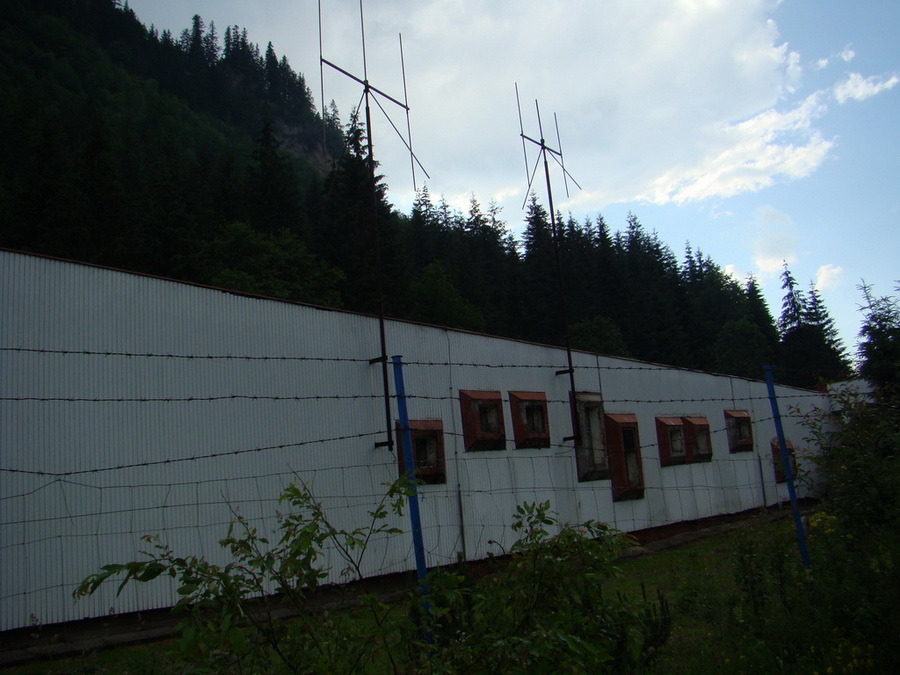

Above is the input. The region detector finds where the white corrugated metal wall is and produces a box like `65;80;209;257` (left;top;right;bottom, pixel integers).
1;251;825;631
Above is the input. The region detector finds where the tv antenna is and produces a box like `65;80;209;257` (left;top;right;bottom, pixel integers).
318;0;429;452
516;83;582;443
318;0;429;189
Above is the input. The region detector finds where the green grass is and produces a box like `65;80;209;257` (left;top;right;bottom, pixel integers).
0;515;811;674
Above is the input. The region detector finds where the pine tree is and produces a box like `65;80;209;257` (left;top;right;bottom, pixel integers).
805;284;844;354
776;272;852;388
778;262;806;333
858;282;900;394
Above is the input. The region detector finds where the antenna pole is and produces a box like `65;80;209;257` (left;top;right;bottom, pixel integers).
518;93;581;443
400;33;417;192
318;0;327;156
322;0;417;453
320;1;430;451
539;108;577;434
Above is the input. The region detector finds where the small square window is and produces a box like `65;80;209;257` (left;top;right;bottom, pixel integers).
509;392;551;449
396;420;446;484
656;417;686;466
725;410;753;453
574;393;608;481
771;438;798;484
605;413;644;501
683;417;712;463
459;390;506;451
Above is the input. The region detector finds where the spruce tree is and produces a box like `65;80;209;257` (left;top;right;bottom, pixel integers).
778;262;806;334
858;282;900;394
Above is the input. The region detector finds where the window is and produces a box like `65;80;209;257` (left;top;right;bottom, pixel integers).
656;417;686;466
395;420;446;484
725;410;753;453
459;390;506;451
683;417;713;463
770;438;798;483
509;391;551;449
574;393;608;481
605;414;645;501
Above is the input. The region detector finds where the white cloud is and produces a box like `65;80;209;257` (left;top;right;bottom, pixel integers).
784;50;803;92
833;72;900;103
639;92;833;204
316;0;824;214
815;58;829;70
750;206;797;279
815;264;843;291
840;45;856;62
724;264;744;282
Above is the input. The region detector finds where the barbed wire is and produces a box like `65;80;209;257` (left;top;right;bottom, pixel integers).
1;392;823;405
0;431;384;478
1;346;835;391
0;410;806;480
2;394;383;403
0;346;371;363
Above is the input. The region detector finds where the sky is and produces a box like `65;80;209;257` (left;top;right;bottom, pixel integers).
127;0;898;359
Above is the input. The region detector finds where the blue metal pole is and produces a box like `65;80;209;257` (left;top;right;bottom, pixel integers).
390;355;433;640
764;364;811;569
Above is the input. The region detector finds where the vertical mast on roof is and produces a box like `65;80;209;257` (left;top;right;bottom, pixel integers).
516;84;583;442
319;0;428;452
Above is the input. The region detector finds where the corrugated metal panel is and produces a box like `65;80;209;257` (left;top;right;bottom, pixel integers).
1;251;831;631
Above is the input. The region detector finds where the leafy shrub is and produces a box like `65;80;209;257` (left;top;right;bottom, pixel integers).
76;489;670;673
417;501;670;673
75;479;414;673
667;388;900;673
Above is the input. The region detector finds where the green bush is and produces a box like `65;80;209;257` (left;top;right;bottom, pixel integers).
665;388;900;673
417;501;670;673
76;489;670;673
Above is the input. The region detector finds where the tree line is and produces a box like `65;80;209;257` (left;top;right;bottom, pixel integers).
3;0;889;390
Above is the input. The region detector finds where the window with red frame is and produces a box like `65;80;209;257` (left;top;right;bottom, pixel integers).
509;391;550;449
574;393;608;482
605;413;644;501
459;390;506;451
683;417;713;463
656;417;686;466
725;410;753;453
395;420;446;484
771;438;798;483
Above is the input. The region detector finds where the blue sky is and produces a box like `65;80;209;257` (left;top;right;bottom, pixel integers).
128;0;898;358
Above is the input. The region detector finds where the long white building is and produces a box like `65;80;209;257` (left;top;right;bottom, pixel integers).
0;250;824;632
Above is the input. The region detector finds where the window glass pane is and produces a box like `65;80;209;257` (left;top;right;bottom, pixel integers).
523;402;545;433
585;405;603;451
415;436;436;467
478;403;499;433
625;449;640;486
669;426;685;456
696;427;710;454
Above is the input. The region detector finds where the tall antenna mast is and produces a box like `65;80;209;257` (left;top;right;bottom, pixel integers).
319;1;428;452
516;84;582;443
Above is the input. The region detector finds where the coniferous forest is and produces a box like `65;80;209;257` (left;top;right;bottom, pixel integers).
2;0;866;388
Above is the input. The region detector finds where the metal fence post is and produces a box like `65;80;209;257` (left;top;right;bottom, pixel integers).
764;364;811;568
390;355;433;641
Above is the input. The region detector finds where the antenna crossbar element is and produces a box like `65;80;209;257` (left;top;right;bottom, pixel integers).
520;132;561;157
321;58;409;111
